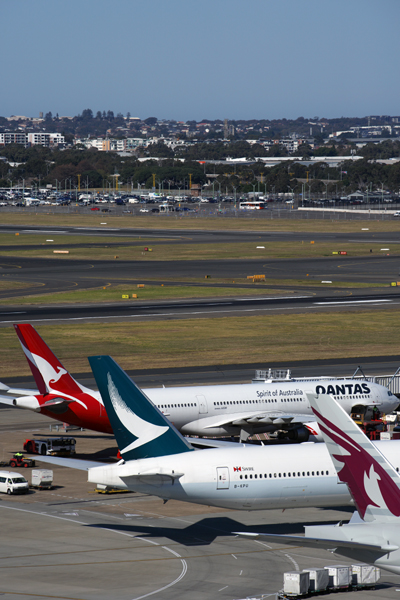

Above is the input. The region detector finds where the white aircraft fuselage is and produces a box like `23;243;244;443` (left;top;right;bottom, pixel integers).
145;378;394;438
11;377;396;440
88;439;400;511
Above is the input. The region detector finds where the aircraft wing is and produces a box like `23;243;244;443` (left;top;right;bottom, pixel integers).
183;411;315;431
186;437;244;449
234;532;399;553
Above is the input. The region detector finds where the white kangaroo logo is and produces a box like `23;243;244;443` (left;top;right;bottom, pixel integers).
49;366;67;385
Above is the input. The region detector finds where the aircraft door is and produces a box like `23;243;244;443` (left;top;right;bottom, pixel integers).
217;467;229;490
197;395;208;414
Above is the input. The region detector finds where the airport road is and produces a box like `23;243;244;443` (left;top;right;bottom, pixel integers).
0;406;399;600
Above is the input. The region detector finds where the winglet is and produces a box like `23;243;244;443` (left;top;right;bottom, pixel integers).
88;356;193;461
307;392;400;523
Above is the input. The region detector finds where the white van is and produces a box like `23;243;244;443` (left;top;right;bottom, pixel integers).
0;471;29;495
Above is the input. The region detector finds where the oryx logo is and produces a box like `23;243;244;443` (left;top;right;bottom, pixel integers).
313;406;400;519
107;373;168;454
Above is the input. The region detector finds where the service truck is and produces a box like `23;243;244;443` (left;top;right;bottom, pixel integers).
23;437;76;456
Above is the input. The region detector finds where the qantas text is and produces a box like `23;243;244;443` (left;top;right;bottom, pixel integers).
316;383;371;395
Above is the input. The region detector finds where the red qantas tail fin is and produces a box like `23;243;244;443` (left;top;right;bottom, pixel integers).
14;324;82;396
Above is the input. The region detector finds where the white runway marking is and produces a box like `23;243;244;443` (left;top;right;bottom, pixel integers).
314;299;392;305
3;297;396;326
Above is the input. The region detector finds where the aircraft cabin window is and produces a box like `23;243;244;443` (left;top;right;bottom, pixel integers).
283;473;286;477
240;475;243;479
312;471;314;476
274;473;277;478
293;473;296;477
288;473;291;477
302;472;305;476
254;474;257;479
317;471;319;475
269;474;272;478
307;472;310;476
250;475;253;479
245;475;248;479
297;472;300;477
279;473;281;477
326;471;329;475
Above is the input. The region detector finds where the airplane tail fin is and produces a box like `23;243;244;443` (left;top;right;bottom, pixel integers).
14;324;82;396
88;355;194;461
307;392;400;523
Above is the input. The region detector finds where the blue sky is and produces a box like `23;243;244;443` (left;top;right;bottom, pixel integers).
1;0;399;121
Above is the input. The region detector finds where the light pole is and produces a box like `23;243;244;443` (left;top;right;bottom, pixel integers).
380;181;384;213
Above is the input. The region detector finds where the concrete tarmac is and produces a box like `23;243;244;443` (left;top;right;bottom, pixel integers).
0;407;400;599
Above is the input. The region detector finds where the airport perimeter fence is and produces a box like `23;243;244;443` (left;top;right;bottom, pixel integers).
1;204;399;221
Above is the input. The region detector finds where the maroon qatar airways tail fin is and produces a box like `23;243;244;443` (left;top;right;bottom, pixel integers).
307;392;400;523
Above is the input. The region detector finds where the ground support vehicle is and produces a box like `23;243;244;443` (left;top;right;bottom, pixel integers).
9;454;35;468
0;471;29;494
31;469;53;489
23;437;76;456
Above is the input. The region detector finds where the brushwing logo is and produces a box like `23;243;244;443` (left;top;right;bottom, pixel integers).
107;373;168;453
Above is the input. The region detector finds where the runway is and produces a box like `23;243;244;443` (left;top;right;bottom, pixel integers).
1;290;400;326
1;222;400;245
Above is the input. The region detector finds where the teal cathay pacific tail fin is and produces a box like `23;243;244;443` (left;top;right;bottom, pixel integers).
88;356;193;461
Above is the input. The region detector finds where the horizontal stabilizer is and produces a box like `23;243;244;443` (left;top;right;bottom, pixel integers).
234;532;399;553
0;394;16;406
28;456;107;470
0;380;40;396
6;387;40;396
